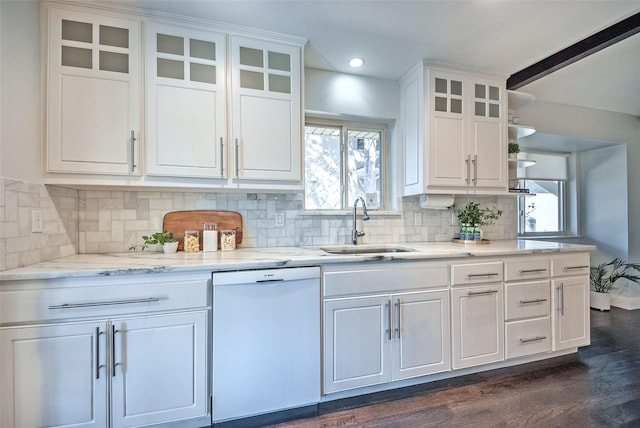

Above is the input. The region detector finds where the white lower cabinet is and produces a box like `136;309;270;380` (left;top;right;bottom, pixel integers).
451;284;504;369
0;321;107;428
552;276;590;351
324;290;450;394
111;311;208;428
322;262;450;394
0;274;210;428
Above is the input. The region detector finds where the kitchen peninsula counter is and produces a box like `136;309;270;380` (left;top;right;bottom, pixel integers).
0;240;594;281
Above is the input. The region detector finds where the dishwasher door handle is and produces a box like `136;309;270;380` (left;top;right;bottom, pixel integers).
255;278;285;283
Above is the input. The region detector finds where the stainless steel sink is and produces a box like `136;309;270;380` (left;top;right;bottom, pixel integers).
321;246;414;255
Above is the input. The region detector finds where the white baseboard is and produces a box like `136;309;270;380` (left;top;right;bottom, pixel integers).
611;294;640;310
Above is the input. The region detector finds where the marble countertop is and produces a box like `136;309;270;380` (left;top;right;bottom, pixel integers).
0;240;595;282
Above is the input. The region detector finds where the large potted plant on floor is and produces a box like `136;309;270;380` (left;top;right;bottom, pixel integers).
590;258;640;311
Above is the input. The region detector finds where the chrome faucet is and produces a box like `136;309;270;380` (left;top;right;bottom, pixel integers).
352;197;370;244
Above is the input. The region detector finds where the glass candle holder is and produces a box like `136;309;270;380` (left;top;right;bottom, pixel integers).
184;230;200;252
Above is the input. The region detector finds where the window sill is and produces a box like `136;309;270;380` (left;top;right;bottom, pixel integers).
300;210;402;217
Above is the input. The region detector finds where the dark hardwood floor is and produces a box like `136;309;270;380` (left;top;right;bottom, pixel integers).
266;308;640;428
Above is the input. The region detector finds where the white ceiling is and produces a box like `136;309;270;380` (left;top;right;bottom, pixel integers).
115;0;640;116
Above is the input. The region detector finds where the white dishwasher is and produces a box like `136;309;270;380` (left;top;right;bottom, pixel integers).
212;267;320;422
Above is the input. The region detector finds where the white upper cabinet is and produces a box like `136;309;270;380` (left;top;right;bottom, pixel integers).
146;23;227;179
401;63;507;195
230;36;302;182
46;7;141;175
44;4;305;190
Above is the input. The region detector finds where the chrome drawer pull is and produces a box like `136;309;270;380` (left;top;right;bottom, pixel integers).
563;265;589;271
49;297;160;309
467;273;500;278
520;336;547;344
519;298;548;305
467;290;498;297
519;268;547;274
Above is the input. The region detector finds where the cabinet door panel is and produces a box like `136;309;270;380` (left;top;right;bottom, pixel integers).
155;86;219;170
111;311;208;428
472;120;505;187
452;285;504;369
324;297;390;393
393;291;450;380
431;116;466;185
0;322;107;428
47;7;140;175
552;277;590;351
238;95;294;177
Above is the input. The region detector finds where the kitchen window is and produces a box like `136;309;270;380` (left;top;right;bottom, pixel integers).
304;120;385;210
517;152;569;236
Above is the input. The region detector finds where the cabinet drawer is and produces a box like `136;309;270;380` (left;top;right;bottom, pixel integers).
504;258;549;281
505;317;551;359
504;280;550;321
451;261;503;286
0;274;210;325
551;253;590;277
323;262;448;297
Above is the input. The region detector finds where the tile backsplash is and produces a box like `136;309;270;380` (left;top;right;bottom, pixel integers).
0;177;517;270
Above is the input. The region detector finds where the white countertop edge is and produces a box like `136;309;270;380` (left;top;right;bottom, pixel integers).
0;240;595;282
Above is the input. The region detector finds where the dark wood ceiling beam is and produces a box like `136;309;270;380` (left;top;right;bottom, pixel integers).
507;11;640;90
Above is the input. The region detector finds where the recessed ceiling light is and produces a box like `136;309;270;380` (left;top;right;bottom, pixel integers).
349;57;364;68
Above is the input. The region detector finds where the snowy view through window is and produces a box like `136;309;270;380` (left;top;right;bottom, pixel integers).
305;125;381;210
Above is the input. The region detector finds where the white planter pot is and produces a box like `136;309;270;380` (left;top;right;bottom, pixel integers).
590;290;611;311
162;242;178;254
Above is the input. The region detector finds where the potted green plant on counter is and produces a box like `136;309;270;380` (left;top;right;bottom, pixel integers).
590;258;640;311
129;231;179;253
456;201;502;242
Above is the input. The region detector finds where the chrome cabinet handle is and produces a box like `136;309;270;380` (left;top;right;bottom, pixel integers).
519;298;548;305
95;327;104;380
49;297;160;310
467;290;498;297
130;130;137;173
563;265;589;271
556;284;565;316
520;336;547;344
465;155;471;185
111;325;119;377
395;298;401;339
220;137;224;177
519;268;548;274
472;154;478;185
385;301;392;340
235;138;240;178
467;273;500;279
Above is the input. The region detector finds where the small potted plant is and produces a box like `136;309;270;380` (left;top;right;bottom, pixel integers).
590;258;640;311
129;231;179;253
456;201;502;241
508;142;520;159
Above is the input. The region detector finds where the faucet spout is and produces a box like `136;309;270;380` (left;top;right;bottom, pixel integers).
352;197;370;245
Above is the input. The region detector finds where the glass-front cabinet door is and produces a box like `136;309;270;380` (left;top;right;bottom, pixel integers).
230;36;302;182
47;7;140;175
145;23;227;178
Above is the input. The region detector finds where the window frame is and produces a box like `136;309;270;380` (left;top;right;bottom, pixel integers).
304;118;388;211
517;179;568;237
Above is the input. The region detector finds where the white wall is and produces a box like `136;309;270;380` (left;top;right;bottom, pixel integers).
518;100;640;262
0;0;42;183
580;144;628;263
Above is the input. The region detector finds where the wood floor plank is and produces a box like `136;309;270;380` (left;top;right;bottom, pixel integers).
255;308;640;428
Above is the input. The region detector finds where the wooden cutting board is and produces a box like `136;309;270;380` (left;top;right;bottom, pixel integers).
162;210;243;251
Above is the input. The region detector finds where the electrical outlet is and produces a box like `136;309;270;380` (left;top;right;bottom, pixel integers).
451;212;458;226
414;212;422;226
275;212;285;227
32;209;44;233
